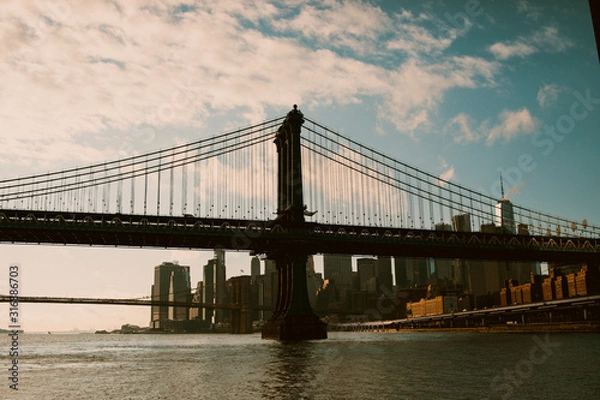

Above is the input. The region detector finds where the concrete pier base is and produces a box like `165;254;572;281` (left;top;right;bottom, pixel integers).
262;312;327;341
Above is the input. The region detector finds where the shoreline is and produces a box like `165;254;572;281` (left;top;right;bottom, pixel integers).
347;322;600;334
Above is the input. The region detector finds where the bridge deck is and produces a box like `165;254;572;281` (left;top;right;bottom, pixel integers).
1;209;599;263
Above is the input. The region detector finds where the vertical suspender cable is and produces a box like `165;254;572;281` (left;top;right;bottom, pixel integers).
117;160;122;214
45;172;50;211
157;154;162;215
349;145;355;225
375;151;381;226
103;165;108;213
130;157;136;215
438;185;444;224
144;156;148;215
319;133;325;223
428;177;434;229
385;166;394;227
418;174;424;229
258;131;264;220
93;170;98;213
169;151;174;216
194;147;199;216
182;149;188;215
250;136;254;219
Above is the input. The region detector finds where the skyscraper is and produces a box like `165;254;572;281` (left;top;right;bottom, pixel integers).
394;257;409;287
394;257;429;286
433;223;453;280
496;199;516;234
306;255;323;310
189;281;203;321
150;262;191;329
202;258;215;323
323;254;353;287
250;256;261;282
323;254;353;312
452;213;471;232
357;258;377;292
202;250;227;325
452;214;471;288
411;258;429;285
377;256;394;293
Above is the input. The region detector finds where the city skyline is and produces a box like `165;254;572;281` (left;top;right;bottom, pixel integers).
1;0;599;331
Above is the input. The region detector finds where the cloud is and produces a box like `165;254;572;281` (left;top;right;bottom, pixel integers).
531;26;573;52
385;19;454;56
446;108;539;145
270;0;393;56
445;113;480;143
488;26;573;60
0;1;387;167
537;83;562;108
505;180;526;200
437;156;455;187
488;42;537;60
516;0;543;22
0;0;500;172
377;56;499;135
486;108;538;145
271;2;468;59
439;166;455;182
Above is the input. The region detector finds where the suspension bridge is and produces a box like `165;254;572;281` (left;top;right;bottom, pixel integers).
1;106;599;340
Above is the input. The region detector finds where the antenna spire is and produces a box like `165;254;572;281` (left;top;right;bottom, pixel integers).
500;172;505;199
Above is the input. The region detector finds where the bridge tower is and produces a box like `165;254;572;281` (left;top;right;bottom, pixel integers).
261;105;328;340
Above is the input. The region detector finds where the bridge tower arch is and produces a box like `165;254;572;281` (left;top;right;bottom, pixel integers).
261;105;327;340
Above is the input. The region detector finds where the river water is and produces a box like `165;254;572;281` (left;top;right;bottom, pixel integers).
2;331;599;399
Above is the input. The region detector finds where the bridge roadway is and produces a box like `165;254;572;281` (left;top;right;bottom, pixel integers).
1;209;599;263
0;295;243;309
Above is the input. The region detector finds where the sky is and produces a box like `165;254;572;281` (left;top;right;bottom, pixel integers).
1;0;599;332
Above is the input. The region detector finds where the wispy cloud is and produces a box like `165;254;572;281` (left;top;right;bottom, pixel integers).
445;113;480;143
377;56;499;135
439;165;455;182
537;83;563;108
485;108;539;145
0;0;502;171
437;156;455;187
516;0;543;22
270;0;393;56
488;26;573;60
446;108;539;146
488;42;537;60
505;180;526;200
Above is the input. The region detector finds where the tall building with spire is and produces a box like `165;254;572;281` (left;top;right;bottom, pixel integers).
495;172;516;234
496;199;516;234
